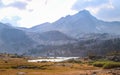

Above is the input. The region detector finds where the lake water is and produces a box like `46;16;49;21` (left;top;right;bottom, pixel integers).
28;57;79;62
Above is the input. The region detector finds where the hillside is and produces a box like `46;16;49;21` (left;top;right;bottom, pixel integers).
30;10;120;37
0;23;35;54
0;10;120;56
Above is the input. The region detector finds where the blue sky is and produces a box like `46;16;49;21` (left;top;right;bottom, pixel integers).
0;0;120;28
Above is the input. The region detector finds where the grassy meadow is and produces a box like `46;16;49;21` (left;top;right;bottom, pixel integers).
0;55;120;75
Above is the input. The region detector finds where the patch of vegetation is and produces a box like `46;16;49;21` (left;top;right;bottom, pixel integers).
11;65;47;69
64;59;82;63
0;58;53;70
93;62;106;67
93;61;120;69
103;62;120;69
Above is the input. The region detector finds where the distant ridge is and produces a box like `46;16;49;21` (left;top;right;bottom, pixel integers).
30;10;120;37
0;10;120;56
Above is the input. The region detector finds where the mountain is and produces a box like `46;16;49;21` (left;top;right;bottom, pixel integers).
0;10;120;56
0;23;76;54
27;34;120;57
30;10;120;37
0;23;35;54
26;30;76;45
39;31;75;41
0;23;12;29
30;22;51;32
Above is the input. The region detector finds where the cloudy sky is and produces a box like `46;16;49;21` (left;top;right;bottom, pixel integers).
0;0;120;28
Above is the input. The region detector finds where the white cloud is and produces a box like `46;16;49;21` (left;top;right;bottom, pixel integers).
0;0;120;27
72;0;120;21
1;0;14;5
21;0;77;27
0;0;77;28
86;1;114;14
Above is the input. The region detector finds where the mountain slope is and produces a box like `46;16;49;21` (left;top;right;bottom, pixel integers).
27;33;120;56
0;23;35;54
30;22;51;32
0;10;120;56
26;30;76;45
0;23;76;54
30;10;120;37
39;31;75;41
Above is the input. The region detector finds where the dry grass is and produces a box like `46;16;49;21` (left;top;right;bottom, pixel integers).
0;58;98;75
0;58;119;75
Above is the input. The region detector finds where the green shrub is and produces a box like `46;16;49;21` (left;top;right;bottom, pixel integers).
103;62;120;69
93;62;105;67
93;61;120;69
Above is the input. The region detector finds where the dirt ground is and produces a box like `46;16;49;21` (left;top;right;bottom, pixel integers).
0;68;120;75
